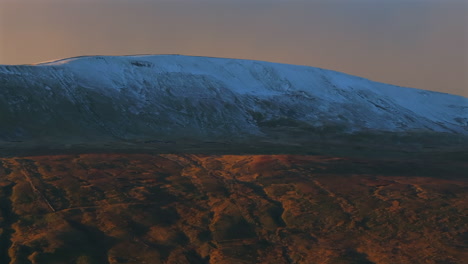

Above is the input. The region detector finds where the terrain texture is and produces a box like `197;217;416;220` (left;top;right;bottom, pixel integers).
1;55;467;149
0;153;466;264
1;55;467;264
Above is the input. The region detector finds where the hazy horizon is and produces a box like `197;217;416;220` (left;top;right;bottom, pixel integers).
1;0;467;97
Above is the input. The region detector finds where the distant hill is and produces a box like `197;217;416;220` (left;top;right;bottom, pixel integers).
0;55;466;155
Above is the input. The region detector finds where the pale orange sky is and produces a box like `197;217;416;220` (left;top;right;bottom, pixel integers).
0;0;467;97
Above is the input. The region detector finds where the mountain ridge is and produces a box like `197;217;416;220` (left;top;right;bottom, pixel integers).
1;55;467;153
10;54;468;98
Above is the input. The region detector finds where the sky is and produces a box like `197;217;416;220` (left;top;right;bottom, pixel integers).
0;0;467;97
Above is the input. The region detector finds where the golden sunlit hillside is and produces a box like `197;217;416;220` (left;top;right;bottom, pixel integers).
0;153;466;264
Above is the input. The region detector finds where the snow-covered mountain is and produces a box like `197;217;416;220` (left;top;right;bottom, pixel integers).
0;55;467;145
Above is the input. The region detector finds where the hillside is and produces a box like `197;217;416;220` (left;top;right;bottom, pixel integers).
1;55;467;155
1;55;467;264
0;153;467;264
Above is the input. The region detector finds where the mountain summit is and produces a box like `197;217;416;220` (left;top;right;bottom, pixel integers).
0;55;467;153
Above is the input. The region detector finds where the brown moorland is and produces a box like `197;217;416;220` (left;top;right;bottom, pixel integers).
0;153;466;264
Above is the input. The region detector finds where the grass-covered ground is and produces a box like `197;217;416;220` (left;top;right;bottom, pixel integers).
0;152;466;264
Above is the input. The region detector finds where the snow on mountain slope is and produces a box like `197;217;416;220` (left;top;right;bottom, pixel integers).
0;55;467;143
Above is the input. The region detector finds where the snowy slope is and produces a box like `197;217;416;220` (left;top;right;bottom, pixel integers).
0;55;467;143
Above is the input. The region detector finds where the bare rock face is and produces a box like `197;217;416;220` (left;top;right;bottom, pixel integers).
1;55;467;148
